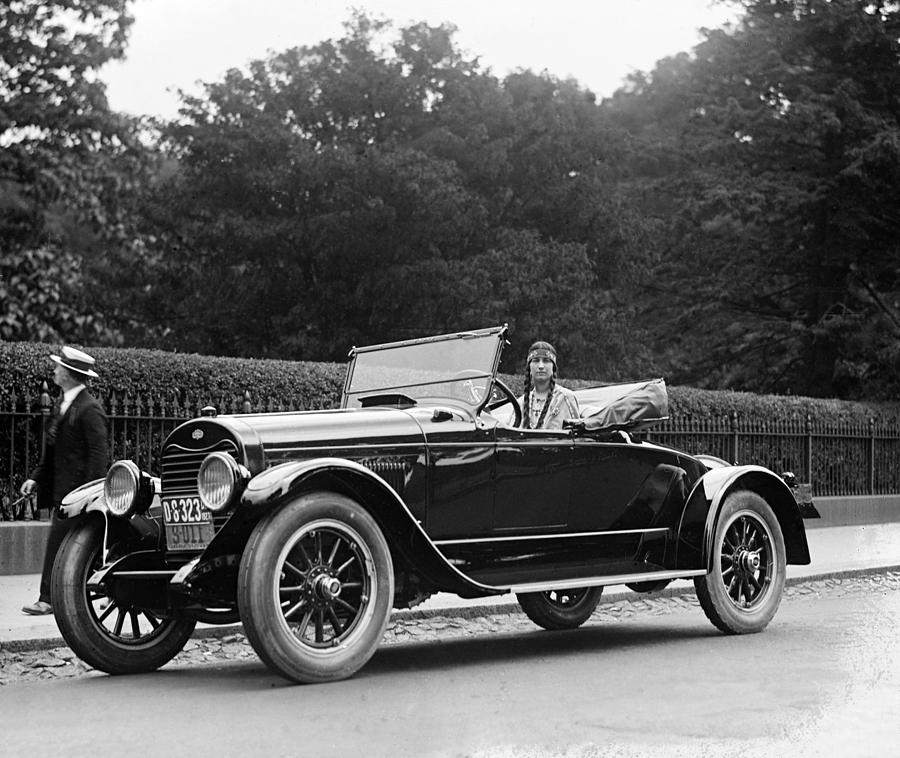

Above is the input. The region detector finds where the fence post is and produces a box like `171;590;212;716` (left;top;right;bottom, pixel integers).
730;411;739;464
805;415;812;486
38;381;51;452
868;418;876;495
242;390;252;414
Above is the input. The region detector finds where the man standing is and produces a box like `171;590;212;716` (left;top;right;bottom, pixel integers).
20;347;108;615
518;340;579;430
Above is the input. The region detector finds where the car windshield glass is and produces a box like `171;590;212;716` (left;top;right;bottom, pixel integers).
343;330;502;411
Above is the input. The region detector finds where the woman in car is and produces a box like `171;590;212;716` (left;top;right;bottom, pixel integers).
518;341;579;430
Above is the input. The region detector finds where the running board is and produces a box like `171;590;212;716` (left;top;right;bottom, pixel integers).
499;569;708;594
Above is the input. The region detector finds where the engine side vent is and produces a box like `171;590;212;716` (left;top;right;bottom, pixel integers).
359;456;409;496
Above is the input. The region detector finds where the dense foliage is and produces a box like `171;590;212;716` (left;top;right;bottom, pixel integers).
3;1;899;402
132;13;647;381
0;0;149;344
610;0;900;400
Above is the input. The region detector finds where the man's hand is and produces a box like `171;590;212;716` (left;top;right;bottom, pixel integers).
20;479;37;496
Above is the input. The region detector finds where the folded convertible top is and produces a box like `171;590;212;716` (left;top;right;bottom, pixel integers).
572;377;669;432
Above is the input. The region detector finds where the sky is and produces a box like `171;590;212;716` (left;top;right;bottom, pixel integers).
102;0;741;119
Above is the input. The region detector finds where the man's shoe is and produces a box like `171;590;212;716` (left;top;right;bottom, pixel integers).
22;600;52;615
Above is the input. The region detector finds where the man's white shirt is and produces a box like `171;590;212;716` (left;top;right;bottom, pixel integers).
60;384;86;416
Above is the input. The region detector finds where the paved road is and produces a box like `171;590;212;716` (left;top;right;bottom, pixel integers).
2;571;899;758
5;521;900;649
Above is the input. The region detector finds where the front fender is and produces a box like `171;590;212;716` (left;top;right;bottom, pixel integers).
242;458;504;598
676;465;811;570
59;475;162;520
59;479;106;519
59;478;162;564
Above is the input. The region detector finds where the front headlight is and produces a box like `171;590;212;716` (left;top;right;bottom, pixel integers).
198;452;248;513
104;461;144;517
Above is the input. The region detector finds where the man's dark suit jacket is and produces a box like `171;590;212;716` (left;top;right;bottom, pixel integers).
31;389;108;509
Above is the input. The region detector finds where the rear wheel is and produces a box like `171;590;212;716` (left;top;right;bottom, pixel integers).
694;491;786;634
51;517;196;674
517;587;603;630
238;492;394;683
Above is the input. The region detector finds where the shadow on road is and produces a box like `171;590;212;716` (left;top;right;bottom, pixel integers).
48;614;721;692
364;618;719;678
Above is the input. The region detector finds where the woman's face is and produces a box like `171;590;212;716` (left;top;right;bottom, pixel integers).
529;356;554;385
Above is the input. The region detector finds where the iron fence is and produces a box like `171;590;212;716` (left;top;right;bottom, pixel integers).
647;413;900;497
1;385;256;520
2;388;899;520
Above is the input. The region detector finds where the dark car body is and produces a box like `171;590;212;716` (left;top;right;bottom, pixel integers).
55;325;813;683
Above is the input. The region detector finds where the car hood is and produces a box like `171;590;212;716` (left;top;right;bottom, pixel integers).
163;406;428;475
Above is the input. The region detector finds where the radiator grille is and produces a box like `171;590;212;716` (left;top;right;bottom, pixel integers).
161;439;239;495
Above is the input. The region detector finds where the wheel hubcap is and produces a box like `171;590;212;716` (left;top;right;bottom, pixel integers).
314;574;342;601
736;548;761;573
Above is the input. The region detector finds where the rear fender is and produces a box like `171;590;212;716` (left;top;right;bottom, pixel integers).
242;458;503;598
676;465;811;571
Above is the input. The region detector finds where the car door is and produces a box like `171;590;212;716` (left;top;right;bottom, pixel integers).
421;409;496;539
492;425;574;531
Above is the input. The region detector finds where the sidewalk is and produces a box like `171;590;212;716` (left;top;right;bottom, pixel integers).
3;522;898;651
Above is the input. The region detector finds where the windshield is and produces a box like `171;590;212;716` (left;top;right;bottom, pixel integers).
342;327;506;412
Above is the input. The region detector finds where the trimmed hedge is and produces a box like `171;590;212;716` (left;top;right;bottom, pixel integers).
0;341;345;413
2;340;899;424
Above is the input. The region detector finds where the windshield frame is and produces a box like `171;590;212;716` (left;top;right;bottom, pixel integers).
341;325;508;412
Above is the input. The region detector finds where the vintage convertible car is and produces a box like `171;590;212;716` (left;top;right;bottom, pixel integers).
53;325;815;683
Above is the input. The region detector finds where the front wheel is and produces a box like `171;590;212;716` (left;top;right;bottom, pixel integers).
694;491;786;634
517;587;604;630
238;492;394;684
51;517;196;674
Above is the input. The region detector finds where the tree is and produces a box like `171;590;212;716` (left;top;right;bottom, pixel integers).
609;0;900;399
0;0;145;344
142;13;648;377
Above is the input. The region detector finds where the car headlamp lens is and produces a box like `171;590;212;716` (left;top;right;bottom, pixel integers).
104;461;141;517
198;452;245;513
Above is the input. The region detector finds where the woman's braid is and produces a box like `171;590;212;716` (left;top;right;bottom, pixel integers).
523;369;556;430
522;365;534;429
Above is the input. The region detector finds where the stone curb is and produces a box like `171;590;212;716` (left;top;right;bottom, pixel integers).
4;563;899;655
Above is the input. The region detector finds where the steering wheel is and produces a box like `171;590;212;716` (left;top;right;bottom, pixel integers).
485;378;522;427
451;370;491;406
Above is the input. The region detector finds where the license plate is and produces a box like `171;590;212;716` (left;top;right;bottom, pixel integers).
166;522;215;551
162;496;214;551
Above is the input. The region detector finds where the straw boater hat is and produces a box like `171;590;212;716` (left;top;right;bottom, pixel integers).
50;346;99;378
